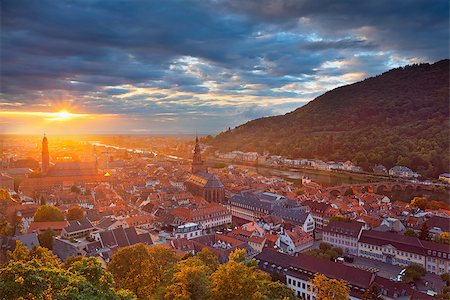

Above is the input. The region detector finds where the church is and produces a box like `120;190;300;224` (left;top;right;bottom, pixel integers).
185;136;225;203
19;135;111;196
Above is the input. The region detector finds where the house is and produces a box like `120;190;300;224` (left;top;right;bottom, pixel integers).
439;173;450;183
302;200;337;231
389;166;419;178
96;217;128;231
276;226;313;255
61;217;95;238
248;236;266;253
322;221;364;255
171;203;231;229
174;223;202;240
373;165;387;174
28;221;68;235
0;173;14;191
425;215;450;237
190;234;248;263
375;217;406;233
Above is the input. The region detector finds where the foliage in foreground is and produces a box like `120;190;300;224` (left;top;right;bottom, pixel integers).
107;245;295;300
0;241;135;300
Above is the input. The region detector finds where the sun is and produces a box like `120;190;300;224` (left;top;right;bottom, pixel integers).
56;110;71;120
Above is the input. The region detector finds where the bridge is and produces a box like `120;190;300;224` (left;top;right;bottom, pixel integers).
325;181;446;196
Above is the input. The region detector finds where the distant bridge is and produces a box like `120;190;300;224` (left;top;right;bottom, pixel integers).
325;181;446;196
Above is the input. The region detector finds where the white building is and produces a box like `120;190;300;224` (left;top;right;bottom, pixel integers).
174;223;202;240
322;221;364;255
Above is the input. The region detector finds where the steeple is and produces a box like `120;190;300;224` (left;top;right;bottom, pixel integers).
42;134;49;175
191;134;206;174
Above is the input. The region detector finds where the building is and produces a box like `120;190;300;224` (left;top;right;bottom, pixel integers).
19;135;111;195
358;230;450;274
322;221;364;255
190;234;248;263
439;173;450;183
174;223;202;240
388;166;419;178
0;173;14;191
302;200;337;230
61;217;95;238
171;203;231;229
256;250;434;300
276;226;313;255
185;136;225;203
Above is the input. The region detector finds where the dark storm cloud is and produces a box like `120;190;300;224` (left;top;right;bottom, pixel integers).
0;0;448;133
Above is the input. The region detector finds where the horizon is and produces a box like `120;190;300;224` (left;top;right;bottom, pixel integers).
1;0;448;134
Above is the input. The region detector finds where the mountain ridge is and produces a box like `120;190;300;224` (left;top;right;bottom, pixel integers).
210;59;449;178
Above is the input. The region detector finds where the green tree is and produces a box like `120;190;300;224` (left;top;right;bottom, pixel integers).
34;205;64;222
38;228;55;250
402;264;426;283
108;244;178;299
67;205;84;221
404;228;418;237
362;283;382;300
419;222;431;241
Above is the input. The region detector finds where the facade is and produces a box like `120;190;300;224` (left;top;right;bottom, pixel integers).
302;200;337;230
388;166;419;178
42;135;50;175
174;222;202;240
276;226;314;254
171;203;232;229
322;221;364;255
439;173;450;183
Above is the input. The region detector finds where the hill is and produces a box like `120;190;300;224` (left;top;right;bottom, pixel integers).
210;59;449;178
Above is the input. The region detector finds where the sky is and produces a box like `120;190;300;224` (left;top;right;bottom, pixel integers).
1;0;448;135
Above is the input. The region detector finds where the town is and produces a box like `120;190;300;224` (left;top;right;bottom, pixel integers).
0;134;449;299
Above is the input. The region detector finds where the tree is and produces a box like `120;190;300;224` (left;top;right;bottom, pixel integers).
419;222;431;241
164;257;212;300
435;232;450;245
195;247;219;272
210;249;294;300
362;283;382;300
0;241;135;300
402;264;426;283
309;273;350;300
71;185;81;194
34;205;64;222
306;243;343;261
404;228;418;237
228;247;257;266
67;205;84;221
38;228;55;250
410;197;428;210
108;244;178;299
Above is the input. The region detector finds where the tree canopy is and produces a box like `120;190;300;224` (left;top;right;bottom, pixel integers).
0;241;135;300
309;273;350;300
67;205;84;221
34;205;65;222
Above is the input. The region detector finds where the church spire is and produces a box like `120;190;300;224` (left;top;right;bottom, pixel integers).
191;134;206;174
42;134;49;175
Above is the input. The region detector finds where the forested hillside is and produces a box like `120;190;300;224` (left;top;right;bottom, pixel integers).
211;60;449;178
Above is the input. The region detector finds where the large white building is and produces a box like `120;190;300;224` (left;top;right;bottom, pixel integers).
322;221;364;255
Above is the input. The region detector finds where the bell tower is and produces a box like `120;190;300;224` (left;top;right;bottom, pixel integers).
42;134;50;175
191;135;207;174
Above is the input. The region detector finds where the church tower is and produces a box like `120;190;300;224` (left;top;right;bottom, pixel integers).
191;135;207;174
42;134;50;175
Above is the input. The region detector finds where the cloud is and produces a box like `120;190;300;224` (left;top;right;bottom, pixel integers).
0;0;447;134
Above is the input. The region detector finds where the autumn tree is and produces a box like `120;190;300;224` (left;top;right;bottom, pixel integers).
108;244;178;299
362;283;382;300
306;242;343;261
67;205;84;221
34;205;64;222
0;241;135;299
329;215;350;223
309;273;350;300
410;197;428;210
435;232;450;245
210;249;294;300
195;247;219;272
163;257;212;300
